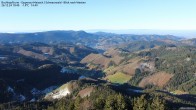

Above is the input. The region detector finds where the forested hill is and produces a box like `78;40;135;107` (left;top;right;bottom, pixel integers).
0;31;183;50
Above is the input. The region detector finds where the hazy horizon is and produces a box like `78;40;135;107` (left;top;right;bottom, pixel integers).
1;0;196;32
1;29;196;38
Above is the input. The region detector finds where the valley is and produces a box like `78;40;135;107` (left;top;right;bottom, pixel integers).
0;31;195;110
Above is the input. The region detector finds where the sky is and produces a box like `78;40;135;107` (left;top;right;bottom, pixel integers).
0;0;196;32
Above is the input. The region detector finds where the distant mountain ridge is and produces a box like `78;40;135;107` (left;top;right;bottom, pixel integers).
86;29;196;38
0;30;183;50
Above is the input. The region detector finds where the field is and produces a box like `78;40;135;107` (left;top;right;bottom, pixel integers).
171;90;189;95
107;72;132;84
138;71;173;88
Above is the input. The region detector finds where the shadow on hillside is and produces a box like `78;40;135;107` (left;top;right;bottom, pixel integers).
176;94;196;104
108;83;144;96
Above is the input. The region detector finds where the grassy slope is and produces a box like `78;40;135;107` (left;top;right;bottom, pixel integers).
107;72;132;84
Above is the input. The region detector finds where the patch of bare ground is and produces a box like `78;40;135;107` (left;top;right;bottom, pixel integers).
81;48;127;70
139;71;173;88
69;47;75;54
81;53;103;63
17;48;47;60
81;53;111;68
171;90;189;95
33;46;54;55
139;61;155;73
122;57;141;75
91;56;110;68
106;57;141;75
103;48;121;57
77;87;94;98
111;55;124;65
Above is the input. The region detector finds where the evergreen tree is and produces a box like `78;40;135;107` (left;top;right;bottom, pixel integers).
150;96;165;110
94;94;105;110
133;95;147;110
105;94;127;110
74;96;82;110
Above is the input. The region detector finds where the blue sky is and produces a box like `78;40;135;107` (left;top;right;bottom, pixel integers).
0;0;196;32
